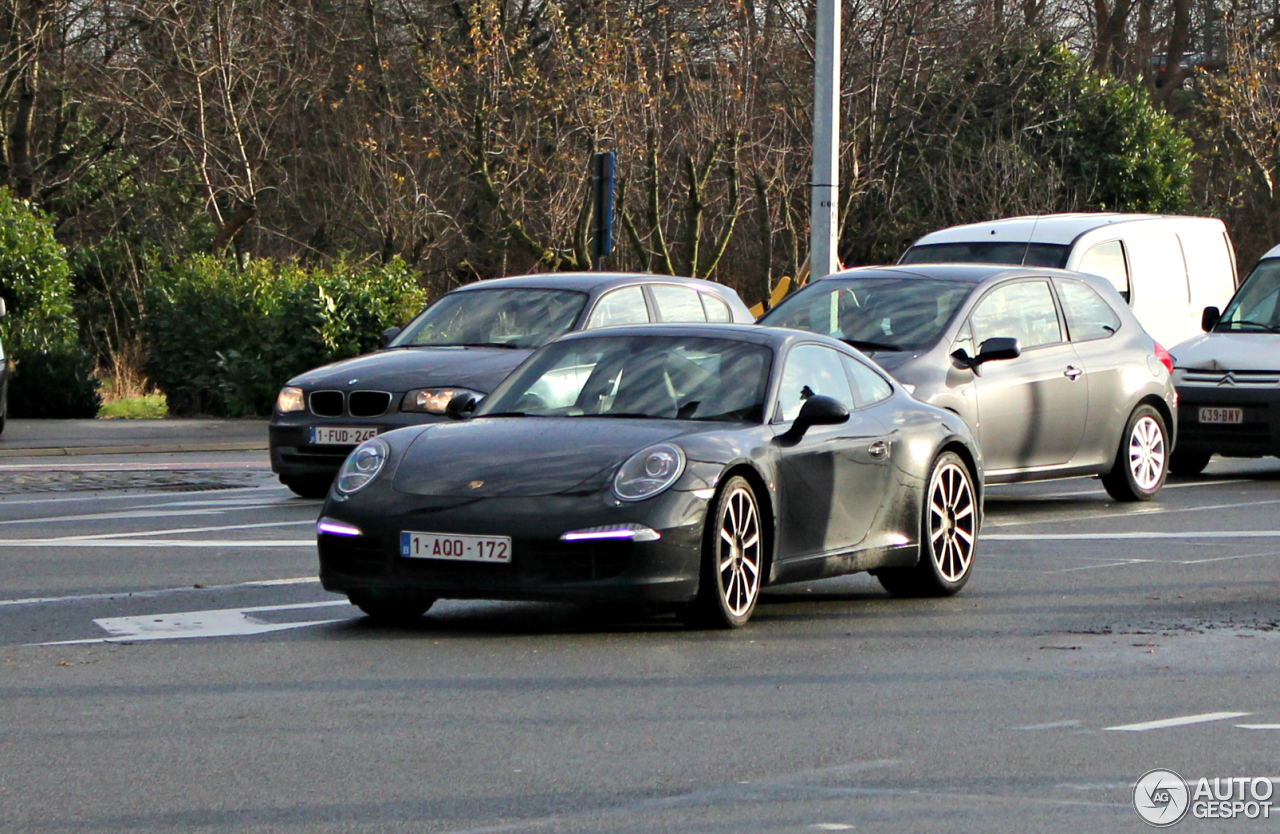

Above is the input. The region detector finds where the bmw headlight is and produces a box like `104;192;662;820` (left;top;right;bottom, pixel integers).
336;438;389;495
276;386;305;413
402;387;483;414
612;443;686;502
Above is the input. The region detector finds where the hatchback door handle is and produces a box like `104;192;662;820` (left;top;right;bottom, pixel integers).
868;440;889;459
1064;365;1083;380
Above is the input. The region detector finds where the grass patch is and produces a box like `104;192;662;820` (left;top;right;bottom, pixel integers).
98;393;168;419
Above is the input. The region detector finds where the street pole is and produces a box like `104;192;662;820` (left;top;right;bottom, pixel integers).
810;0;840;280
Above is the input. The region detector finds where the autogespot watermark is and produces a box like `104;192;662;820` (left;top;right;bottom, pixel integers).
1133;768;1276;826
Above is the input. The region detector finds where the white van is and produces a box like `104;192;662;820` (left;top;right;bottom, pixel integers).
901;213;1238;348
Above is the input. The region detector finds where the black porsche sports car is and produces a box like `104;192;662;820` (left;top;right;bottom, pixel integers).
316;324;984;628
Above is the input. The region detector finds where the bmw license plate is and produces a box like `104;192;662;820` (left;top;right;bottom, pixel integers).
1199;407;1243;424
400;531;512;564
310;426;379;445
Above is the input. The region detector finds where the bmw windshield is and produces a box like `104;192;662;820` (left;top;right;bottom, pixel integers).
1216;260;1280;333
391;288;588;349
478;335;773;422
762;277;972;351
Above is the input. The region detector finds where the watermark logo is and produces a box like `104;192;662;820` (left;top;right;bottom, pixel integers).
1134;769;1190;827
1134;770;1275;826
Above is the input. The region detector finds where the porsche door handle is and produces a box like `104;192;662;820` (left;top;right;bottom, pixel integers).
868;440;890;460
1064;365;1083;380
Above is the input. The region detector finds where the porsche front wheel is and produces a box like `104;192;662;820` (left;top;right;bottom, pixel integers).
683;476;764;629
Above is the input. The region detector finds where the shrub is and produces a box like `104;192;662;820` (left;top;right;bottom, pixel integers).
143;256;426;416
0;189;101;418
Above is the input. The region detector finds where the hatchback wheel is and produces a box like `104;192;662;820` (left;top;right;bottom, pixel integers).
683;476;763;629
877;451;977;598
1101;405;1168;501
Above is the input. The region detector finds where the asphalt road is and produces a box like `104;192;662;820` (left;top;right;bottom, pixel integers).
2;448;1280;833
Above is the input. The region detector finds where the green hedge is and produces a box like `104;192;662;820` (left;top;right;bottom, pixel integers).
143;256;427;417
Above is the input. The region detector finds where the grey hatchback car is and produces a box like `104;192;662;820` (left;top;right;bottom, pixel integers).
761;264;1178;501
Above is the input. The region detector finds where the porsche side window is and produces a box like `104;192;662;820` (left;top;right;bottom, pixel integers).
701;293;732;322
586;287;649;328
775;344;855;422
969;281;1062;350
1058;280;1121;342
651;285;707;322
841;355;893;408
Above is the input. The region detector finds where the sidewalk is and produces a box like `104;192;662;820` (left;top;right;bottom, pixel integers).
0;419;270;458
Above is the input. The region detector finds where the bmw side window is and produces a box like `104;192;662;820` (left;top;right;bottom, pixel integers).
586;286;649;328
651;285;706;322
969;281;1062;350
774;344;855;423
1078;240;1131;301
841;354;893;408
701;293;732;322
1058;280;1121;341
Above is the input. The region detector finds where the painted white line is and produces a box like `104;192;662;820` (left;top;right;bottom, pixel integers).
987;531;1280;541
0;576;320;608
0;539;312;548
1237;725;1280;730
0;461;268;472
1105;712;1251;732
988;478;1248;499
1011;720;1083;731
0;484;298;507
0;519;313;546
0;499;313;525
987;498;1280;530
811;826;854;831
38;600;354;645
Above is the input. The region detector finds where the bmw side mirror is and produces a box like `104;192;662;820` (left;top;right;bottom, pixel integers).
380;326;402;348
781;395;849;442
975;337;1021;364
1202;306;1220;332
445;392;480;420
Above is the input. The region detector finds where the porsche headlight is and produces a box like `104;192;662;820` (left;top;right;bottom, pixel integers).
336;439;389;495
612;443;686;502
402;387;483;414
276;386;305;413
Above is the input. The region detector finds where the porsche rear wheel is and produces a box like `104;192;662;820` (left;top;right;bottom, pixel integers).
877;451;976;598
683;476;763;629
350;594;435;625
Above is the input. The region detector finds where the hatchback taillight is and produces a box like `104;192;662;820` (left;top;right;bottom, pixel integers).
1154;342;1174;375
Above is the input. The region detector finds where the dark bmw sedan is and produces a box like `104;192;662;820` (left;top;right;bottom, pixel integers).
316;324;984;628
761;263;1178;501
270;273;752;496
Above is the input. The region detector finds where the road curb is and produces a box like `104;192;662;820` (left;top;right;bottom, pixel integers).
0;441;269;458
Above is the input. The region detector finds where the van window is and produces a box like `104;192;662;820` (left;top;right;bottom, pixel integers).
1058;280;1121;341
902;241;1069;268
970;280;1063;349
1179;230;1236;303
1126;234;1190;305
1077;240;1130;299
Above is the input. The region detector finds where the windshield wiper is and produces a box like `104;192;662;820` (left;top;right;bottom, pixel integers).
1223;320;1280;333
573;412;665;419
484;411;530;417
413;341;524;349
840;338;905;352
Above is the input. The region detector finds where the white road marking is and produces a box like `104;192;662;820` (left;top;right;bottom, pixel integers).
988;478;1248;499
1105;712;1251;732
1236;725;1280;730
0;539;312;548
987;498;1280;529
0;484;300;507
38;600;353;645
0;576;320;608
0;519;313;547
0;461;268;472
811;826;854;831
987;531;1280;541
1011;720;1083;730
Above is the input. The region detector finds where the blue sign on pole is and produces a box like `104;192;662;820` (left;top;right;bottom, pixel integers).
593;151;615;270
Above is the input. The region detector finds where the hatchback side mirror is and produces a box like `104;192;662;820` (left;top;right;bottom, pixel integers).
780;394;849;442
1202;306;1220;332
445;392;480;420
380;326;402;348
951;337;1021;370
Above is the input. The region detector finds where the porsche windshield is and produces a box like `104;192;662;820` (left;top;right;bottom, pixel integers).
478;335;773;422
1217;259;1280;332
391;288;588;349
763;278;972;351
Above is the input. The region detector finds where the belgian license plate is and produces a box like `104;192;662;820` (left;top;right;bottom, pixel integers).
310;426;378;445
400;531;512;564
1199;407;1243;424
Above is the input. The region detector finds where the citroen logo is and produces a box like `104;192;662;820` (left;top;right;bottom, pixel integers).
468;480;484;490
1218;373;1236;388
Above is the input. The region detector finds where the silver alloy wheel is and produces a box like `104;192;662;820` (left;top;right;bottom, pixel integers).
927;461;976;582
716;484;762;617
1128;415;1166;491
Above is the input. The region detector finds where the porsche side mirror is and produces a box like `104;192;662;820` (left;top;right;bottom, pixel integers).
380;326;402;348
1202;306;1220;332
445;392;480;420
781;395;849;442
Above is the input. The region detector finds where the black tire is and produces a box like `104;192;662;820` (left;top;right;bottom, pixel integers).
876;451;977;598
350;594;435;625
1169;451;1211;477
682;475;765;629
1100;404;1169;501
283;476;332;499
